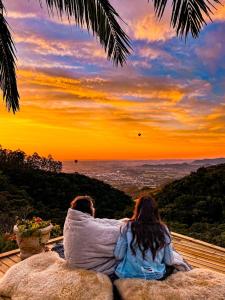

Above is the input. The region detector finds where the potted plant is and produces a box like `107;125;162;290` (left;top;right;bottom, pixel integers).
14;217;53;260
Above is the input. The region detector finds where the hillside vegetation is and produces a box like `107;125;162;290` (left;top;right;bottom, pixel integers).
0;147;133;253
155;164;225;247
0;146;224;252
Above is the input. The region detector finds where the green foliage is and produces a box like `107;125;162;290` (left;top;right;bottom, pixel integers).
2;146;224;252
0;232;17;253
0;146;62;173
16;217;51;238
51;224;62;238
0;171;34;233
0;148;133;252
156;164;225;247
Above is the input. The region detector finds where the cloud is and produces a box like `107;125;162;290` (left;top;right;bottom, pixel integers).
214;5;225;21
133;14;175;42
0;0;225;159
14;68;221;133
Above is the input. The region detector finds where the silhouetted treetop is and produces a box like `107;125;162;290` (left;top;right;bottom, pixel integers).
0;146;62;173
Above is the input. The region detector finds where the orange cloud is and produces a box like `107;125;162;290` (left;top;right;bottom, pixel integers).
1;0;225;160
1;69;224;160
214;4;225;21
133;14;174;42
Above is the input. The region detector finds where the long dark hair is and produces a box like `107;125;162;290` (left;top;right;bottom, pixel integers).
130;195;170;260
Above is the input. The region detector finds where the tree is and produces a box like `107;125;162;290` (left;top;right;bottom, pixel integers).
0;146;62;173
155;164;225;247
0;0;221;112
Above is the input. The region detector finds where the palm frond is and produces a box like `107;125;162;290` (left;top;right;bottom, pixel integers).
40;0;132;66
171;0;220;38
0;2;19;112
151;0;221;38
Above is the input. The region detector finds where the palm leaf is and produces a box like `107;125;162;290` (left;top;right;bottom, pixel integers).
41;0;132;66
151;0;221;38
0;2;19;112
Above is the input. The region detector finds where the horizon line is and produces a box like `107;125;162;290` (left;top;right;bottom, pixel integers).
62;157;225;162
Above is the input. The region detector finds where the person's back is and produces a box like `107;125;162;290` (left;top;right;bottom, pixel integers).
114;196;175;280
64;195;122;275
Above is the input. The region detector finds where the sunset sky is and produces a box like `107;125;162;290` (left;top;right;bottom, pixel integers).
0;0;225;160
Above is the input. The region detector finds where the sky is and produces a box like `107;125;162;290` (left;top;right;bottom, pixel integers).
0;0;225;160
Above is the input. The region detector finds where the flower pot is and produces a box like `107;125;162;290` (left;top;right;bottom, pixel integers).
13;224;53;260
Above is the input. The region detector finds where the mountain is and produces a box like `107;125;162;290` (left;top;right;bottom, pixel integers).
155;164;225;247
0;168;133;225
141;163;193;169
141;158;225;169
191;158;225;166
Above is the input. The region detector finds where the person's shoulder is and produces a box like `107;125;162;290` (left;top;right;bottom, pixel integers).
120;220;131;234
94;217;121;226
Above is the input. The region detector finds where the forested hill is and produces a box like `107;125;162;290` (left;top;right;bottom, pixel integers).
155;164;225;247
0;168;133;227
1;146;225;251
0;147;133;252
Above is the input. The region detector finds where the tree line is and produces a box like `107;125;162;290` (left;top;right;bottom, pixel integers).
1;146;225;252
0;146;62;173
0;147;133;253
155;164;225;247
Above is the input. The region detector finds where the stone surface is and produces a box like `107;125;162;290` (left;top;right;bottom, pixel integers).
115;268;225;300
0;251;113;300
13;224;53;260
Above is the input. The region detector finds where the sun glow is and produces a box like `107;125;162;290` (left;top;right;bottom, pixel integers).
1;0;225;160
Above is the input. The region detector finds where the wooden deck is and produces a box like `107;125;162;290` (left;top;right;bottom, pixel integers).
0;233;225;279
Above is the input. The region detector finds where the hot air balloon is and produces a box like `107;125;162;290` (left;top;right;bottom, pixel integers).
138;133;142;137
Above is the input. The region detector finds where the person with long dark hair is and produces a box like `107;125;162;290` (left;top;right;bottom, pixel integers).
114;195;175;280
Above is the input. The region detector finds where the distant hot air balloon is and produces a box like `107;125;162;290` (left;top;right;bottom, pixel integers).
138;133;142;137
74;160;78;163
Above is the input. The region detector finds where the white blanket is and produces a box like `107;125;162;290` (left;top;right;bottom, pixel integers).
63;209;122;275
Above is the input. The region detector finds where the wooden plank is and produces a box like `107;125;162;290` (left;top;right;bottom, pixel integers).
0;248;20;258
173;239;225;257
181;253;225;273
176;249;225;270
182;259;206;269
182;257;222;272
174;244;225;264
1;257;16;268
9;255;21;263
182;252;225;269
173;246;225;263
187;261;225;274
47;236;63;244
0;262;10;273
172;232;225;253
173;239;225;255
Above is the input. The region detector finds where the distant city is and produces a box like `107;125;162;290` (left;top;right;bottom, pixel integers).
63;158;225;192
